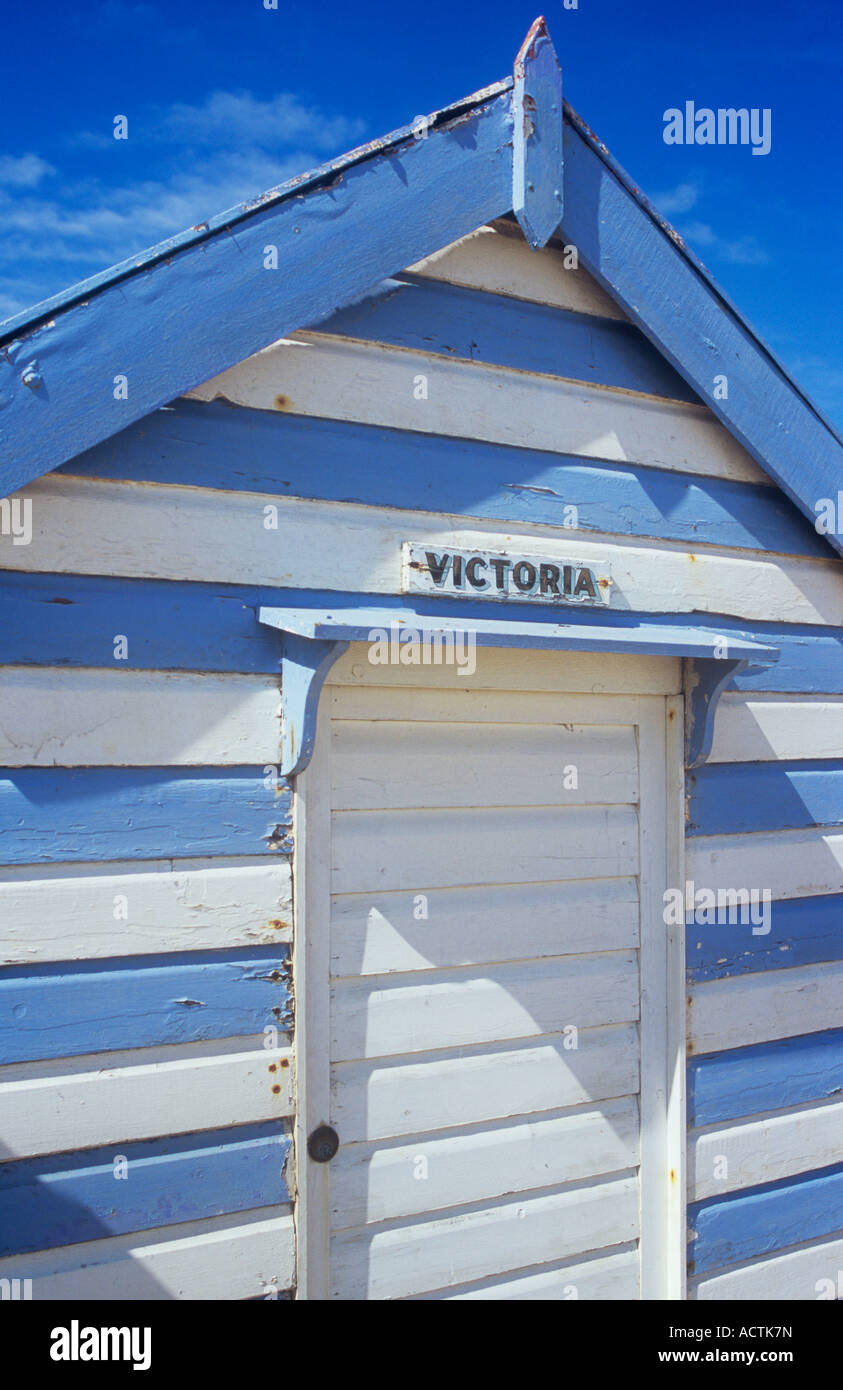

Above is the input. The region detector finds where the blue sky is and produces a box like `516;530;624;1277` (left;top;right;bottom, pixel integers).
3;0;841;425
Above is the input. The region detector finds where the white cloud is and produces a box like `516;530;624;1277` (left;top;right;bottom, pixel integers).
0;91;368;321
650;180;768;266
651;181;700;215
158;90;366;153
0;154;55;189
678;220;768;265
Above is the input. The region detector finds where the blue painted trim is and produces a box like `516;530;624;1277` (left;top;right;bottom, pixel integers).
688;1029;843;1127
688;760;843;836
0;1122;291;1257
560;110;843;558
685;658;744;770
316;277;700;403
0;81;512;345
59;401;829;558
0;86;514;495
687;892;843;981
0;947;291;1063
258;601;777;664
0;767;292;865
561;108;843;449
0;571;835;686
689;1163;843;1274
275;632;349;777
512;17;563;248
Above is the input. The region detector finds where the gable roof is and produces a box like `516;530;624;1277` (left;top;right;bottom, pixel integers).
1;17;841;557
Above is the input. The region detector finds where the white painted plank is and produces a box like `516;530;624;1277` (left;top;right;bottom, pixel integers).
407;221;630;319
331;1024;640;1142
710;695;843;763
10;476;841;627
332;804;639;893
292;690;333;1301
0;1208;295;1301
692;1235;843;1301
331;719;639;809
331;951;639;1060
330;642;681;694
689;961;843;1055
188;333;770;485
0;667;280;766
330;1175;639;1299
687;829;843;902
330;876;639;976
665;691;688;1301
690;1099;843;1200
331;1098;640;1228
0;1046;293;1159
436;1245;640;1300
635;700;675;1301
331;683;653;726
0;857;291;964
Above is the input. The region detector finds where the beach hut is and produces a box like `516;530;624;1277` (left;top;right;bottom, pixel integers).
1;18;841;1302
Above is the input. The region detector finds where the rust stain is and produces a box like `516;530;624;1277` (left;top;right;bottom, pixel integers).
268;1063;277;1073
280;1058;290;1069
271;1084;281;1095
268;918;288;930
274;394;291;411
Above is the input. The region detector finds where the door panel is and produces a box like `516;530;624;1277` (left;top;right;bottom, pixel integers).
295;647;678;1299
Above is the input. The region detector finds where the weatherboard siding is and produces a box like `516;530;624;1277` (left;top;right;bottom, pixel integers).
687;642;843;1295
408;219;630;320
0;649;293;1294
4;479;842;625
1;220;841;1300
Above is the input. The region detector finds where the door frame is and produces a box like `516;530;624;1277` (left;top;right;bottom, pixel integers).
292;653;687;1301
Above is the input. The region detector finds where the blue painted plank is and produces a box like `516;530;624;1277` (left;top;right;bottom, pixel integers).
727;625;843;693
689;1163;843;1274
0;568;283;673
688;1029;843;1127
0;767;292;865
59;399;829;559
688;760;843;836
0;947;291;1063
0;86;514;496
561;108;843;558
687;893;843;981
0;1122;291;1257
2;570;840;692
316;276;700;403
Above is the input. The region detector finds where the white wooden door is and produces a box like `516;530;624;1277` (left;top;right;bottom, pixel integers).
294;647;684;1300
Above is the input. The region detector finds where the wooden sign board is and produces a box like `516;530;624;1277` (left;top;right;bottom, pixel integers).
402;543;612;607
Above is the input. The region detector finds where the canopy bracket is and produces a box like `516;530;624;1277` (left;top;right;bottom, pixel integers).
260;599;778;776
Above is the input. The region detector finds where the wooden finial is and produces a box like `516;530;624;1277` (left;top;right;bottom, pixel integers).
512;17;564;249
